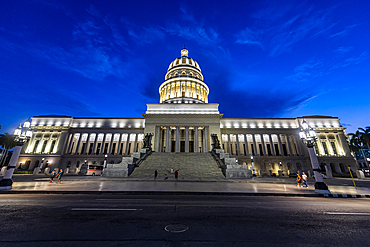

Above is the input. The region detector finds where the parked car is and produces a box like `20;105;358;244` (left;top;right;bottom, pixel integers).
289;173;297;178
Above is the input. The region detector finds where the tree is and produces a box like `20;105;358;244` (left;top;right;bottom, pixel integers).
348;130;368;168
358;127;370;148
0;133;18;167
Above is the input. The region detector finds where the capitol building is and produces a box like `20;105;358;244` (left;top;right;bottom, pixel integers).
17;48;356;177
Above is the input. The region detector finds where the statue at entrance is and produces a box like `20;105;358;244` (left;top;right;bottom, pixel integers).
143;133;153;149
211;134;221;149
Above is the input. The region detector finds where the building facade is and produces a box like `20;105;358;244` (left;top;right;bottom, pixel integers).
17;48;356;176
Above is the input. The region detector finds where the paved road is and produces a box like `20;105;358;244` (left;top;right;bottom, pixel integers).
1;194;369;246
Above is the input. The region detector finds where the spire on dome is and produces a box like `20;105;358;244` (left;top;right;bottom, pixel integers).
181;48;188;57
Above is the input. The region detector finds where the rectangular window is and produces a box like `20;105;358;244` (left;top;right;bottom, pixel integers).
88;143;93;155
111;143;116;154
41;140;48;154
69;142;74;154
251;144;255;156
266;144;272;156
119;143;123;155
331;142;337;155
33;140;40;153
322;142;328;155
96;143;101;154
243;144;246;155
274;144;280;156
50;140;56;154
80;143;86;155
104;143;109;154
314;143;319;155
259;144;264;156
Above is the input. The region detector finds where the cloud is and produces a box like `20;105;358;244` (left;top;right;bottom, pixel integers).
235;28;263;48
286;59;324;83
330;23;362;38
236;3;337;56
86;4;100;17
330;52;370;70
128;26;166;44
333;46;354;54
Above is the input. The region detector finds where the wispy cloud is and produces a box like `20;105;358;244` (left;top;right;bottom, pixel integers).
333;46;354;54
235;28;263;48
330;51;370;70
127;25;165;44
236;3;337;56
286;59;324;83
330;23;362;38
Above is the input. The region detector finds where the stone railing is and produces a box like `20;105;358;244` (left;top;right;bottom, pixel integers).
211;149;252;179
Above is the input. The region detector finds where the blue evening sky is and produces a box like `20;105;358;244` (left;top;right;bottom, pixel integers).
1;0;369;134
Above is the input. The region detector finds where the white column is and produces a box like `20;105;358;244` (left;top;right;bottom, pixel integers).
65;134;74;155
108;133;115;154
269;134;275;156
100;133;107;155
185;126;189;153
165;127;170;152
133;133;138;152
236;134;241;156
243;134;249;156
293;136;302;156
286;134;293;156
204;126;209;152
194;126;199;153
277;134;284;156
228;134;232;154
116;133;123;155
252;134;258;156
74;133;83;155
125;133;131;155
155;126;161;152
338;133;350;156
175;126;180;153
260;134;267;156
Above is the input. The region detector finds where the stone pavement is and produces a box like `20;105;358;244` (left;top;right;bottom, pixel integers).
1;174;370;197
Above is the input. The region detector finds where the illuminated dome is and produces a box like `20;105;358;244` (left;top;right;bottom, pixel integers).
159;48;209;104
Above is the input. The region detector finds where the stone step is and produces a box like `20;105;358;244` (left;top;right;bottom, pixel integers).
130;152;224;178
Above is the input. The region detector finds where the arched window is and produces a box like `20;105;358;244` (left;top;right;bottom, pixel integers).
330;163;336;173
287;162;292;170
76;161;80;168
34;160;40;169
67;161;71;168
110;160;114;164
24;160;31;170
296;163;301;171
320;163;326;172
339;163;346;173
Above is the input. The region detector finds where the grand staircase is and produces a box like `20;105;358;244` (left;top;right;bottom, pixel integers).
129;152;224;178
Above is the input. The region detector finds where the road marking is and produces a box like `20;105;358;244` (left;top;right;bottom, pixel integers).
71;208;143;211
325;212;370;216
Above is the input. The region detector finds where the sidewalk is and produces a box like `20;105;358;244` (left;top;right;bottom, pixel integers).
1;174;370;197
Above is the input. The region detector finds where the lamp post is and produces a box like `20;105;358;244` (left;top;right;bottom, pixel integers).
251;156;256;176
39;157;45;173
0;119;32;189
103;154;108;168
299;120;330;193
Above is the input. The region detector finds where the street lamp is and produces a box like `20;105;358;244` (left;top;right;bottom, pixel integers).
299;120;330;193
39;157;45;173
250;155;256;176
103;154;108;169
0;119;33;189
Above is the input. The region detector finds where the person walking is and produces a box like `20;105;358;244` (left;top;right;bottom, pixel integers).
49;170;57;183
164;174;168;180
154;170;158;179
296;173;302;187
302;172;308;188
175;170;178;180
56;169;64;184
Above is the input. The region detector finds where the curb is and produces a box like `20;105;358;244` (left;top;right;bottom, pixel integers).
319;193;370;198
0;190;320;197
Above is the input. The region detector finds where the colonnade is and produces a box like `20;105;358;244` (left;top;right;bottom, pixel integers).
160;81;209;103
155;126;209;153
64;132;144;156
316;133;348;156
222;133;301;157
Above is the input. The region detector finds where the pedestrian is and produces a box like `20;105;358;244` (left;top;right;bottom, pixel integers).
154;170;158;179
296;173;302;187
175;170;178;180
302;172;308;188
49;170;56;183
170;168;174;174
56;169;64;184
164;174;168;180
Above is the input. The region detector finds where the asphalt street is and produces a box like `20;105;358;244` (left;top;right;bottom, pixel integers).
1;194;369;246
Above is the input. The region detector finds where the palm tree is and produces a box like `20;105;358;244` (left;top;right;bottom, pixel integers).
348;130;368;168
0;133;18;167
358;127;370;148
